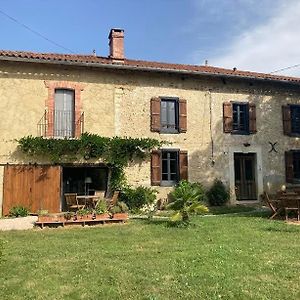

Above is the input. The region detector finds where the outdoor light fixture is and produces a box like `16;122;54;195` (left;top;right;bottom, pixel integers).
85;177;92;195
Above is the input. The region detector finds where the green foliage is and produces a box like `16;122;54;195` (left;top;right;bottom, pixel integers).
9;206;29;218
168;180;208;224
207;179;230;206
37;210;49;216
18;133;165;191
18;133;164;164
94;200;108;215
63;212;74;220
77;208;90;216
120;186;158;210
110;201;129;214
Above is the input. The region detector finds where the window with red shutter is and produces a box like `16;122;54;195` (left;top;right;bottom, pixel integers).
151;97;187;134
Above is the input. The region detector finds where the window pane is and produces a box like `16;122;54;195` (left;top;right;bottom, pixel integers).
170;159;178;173
162;159;168;173
160;99;178;131
293;152;300;179
232;103;248;133
291;106;300;134
161;150;179;184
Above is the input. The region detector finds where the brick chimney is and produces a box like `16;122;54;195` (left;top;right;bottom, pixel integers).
108;28;124;62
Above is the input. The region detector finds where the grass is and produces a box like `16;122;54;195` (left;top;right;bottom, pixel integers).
154;205;256;217
0;213;300;300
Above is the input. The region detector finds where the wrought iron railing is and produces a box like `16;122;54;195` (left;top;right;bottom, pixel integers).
37;110;84;138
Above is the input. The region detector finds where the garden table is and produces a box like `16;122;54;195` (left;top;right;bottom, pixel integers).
277;192;300;221
76;195;100;209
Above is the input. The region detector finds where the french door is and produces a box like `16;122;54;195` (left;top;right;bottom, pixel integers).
54;89;75;137
234;153;257;200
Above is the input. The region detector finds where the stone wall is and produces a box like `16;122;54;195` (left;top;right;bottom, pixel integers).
1;60;300;204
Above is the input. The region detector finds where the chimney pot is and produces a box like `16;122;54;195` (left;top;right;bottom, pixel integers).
108;28;125;62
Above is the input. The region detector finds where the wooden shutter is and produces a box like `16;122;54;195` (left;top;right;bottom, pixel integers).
179;151;188;181
249;103;257;134
285;151;294;183
282;105;291;136
179;99;187;133
151;150;161;185
223;102;233;133
151;97;161;132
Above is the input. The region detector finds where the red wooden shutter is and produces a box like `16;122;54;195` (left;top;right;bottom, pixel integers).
151;150;161;185
179;151;188;181
179;99;187;133
151;97;161;132
282;105;291;136
249;103;257;134
223;102;233;133
285;151;294;183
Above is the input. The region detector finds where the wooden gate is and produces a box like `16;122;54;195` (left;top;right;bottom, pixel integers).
3;165;61;215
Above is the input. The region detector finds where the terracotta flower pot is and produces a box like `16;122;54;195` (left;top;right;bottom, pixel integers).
112;213;128;220
38;216;52;223
95;213;110;220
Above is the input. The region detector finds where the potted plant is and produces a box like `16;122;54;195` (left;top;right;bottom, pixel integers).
37;210;51;223
93;200;110;220
77;208;91;221
63;211;74;221
110;201;129;220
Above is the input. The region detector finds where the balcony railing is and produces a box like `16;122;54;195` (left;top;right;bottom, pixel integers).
37;110;84;138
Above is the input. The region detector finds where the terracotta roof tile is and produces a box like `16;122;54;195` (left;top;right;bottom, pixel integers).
0;49;299;84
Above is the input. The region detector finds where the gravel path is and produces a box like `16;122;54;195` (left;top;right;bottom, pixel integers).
0;216;38;231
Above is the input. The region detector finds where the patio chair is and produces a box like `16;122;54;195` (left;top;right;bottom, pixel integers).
262;191;283;219
65;193;85;211
107;191;120;209
280;198;300;221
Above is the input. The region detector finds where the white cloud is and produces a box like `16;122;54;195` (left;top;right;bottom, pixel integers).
201;0;300;76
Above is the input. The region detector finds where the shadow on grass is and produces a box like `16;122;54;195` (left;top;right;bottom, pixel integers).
136;217;198;229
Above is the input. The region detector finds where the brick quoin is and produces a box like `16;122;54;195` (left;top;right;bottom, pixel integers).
44;81;85;137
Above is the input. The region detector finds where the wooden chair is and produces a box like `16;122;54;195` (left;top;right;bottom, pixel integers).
94;190;106;208
65;193;85;211
262;191;283;219
279;193;300;221
106;191;120;209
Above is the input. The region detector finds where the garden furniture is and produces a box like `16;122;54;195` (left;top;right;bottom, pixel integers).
65;193;85;211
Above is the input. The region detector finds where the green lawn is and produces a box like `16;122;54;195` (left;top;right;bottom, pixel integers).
0;213;300;300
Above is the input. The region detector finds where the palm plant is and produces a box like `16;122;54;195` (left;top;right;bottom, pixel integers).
168;180;209;223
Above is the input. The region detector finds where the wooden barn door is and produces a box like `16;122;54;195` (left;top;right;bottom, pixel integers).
3;165;61;215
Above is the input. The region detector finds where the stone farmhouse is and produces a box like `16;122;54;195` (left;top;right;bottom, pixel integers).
1;28;300;215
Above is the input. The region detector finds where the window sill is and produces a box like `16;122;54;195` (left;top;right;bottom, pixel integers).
160;181;178;187
160;130;179;134
231;131;250;135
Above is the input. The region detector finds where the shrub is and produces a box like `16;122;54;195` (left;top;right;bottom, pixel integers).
110;201;129;214
9;206;29;218
94;200;108;215
120;186;157;210
207;179;230;206
168;180;208;224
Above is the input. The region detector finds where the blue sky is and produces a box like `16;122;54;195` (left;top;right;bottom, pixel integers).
0;0;299;76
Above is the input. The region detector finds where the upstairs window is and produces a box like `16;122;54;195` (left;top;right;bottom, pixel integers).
223;101;256;135
160;99;179;133
150;97;187;133
283;104;300;136
54;89;75;138
232;103;249;133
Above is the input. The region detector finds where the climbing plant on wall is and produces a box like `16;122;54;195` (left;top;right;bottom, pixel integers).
18;133;166;191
